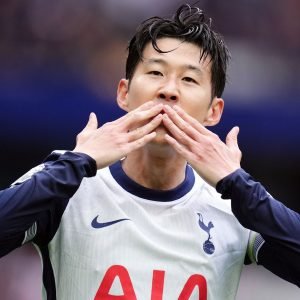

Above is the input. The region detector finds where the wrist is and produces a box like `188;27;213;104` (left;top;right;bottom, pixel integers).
216;168;244;198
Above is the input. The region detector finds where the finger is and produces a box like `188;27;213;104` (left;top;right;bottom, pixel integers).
162;113;197;147
163;105;203;140
81;112;98;133
126;132;157;152
226;126;239;150
172;105;212;136
164;106;199;140
128;114;163;141
136;100;157;111
164;134;192;161
125;103;163;128
111;101;158;126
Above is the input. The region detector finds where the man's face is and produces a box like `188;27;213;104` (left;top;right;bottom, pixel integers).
117;37;223;142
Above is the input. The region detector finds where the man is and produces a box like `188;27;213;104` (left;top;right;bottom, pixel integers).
0;4;299;299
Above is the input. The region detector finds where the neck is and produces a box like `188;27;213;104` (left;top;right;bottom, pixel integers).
122;146;187;190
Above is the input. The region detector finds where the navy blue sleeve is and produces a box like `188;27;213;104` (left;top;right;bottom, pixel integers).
0;151;96;258
216;168;300;287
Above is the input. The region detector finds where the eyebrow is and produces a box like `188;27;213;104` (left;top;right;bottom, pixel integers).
144;58;203;76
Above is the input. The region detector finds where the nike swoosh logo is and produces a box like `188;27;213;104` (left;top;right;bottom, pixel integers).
91;215;130;229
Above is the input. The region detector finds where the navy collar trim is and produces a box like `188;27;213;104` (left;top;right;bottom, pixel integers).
109;160;195;202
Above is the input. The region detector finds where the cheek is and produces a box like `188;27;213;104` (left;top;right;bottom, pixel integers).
180;100;210;124
126;89;145;110
127;79;156;109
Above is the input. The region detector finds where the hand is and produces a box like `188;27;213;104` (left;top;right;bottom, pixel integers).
162;105;241;187
73;101;163;169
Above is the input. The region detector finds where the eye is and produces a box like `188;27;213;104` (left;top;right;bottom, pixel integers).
182;77;198;84
148;71;163;76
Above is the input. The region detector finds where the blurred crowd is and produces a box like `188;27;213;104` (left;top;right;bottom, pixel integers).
1;0;300;98
0;0;300;299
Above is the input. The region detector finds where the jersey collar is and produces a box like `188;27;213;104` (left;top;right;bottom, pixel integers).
109;160;195;202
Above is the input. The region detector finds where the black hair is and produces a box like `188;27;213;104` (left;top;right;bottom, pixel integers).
125;4;230;98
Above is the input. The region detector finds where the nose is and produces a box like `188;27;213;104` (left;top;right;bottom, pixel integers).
158;93;177;101
158;79;179;102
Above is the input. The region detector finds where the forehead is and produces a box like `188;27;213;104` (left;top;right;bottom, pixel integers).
141;37;211;70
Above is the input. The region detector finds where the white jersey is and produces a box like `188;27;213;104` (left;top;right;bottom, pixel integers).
33;159;250;300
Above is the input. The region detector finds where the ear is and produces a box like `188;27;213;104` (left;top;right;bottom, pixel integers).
203;97;224;126
117;79;130;112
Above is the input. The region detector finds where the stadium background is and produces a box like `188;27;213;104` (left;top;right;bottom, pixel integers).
0;0;299;298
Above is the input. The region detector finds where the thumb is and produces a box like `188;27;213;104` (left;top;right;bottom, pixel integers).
82;112;98;133
226;126;240;150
